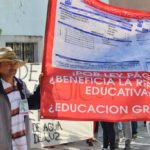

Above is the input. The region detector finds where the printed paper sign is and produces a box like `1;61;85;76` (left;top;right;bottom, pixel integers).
16;63;41;92
29;110;93;148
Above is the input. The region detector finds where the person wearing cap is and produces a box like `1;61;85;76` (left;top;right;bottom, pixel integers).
0;47;40;150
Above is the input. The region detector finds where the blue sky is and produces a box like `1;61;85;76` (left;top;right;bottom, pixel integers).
102;0;109;3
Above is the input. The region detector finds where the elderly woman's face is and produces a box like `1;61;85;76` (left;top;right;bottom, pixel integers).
0;61;19;78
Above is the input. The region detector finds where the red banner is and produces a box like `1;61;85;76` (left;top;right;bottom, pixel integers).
41;69;150;121
84;0;150;19
41;0;150;121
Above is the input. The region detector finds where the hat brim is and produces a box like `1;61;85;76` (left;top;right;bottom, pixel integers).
0;59;27;67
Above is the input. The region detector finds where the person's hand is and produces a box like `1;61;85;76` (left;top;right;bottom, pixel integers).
39;73;43;84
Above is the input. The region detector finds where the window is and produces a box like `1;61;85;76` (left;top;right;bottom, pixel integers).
6;43;35;62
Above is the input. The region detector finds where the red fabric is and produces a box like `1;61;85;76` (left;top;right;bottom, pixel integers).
41;70;150;121
84;0;150;19
40;0;150;121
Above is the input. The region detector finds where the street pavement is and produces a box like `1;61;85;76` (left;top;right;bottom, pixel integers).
33;122;150;150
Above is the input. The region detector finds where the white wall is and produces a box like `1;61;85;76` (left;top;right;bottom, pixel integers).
0;35;43;62
0;0;48;36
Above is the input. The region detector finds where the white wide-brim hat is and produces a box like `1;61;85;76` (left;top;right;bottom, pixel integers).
0;47;27;67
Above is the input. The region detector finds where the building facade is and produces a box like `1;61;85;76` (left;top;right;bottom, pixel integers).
0;0;48;62
109;0;150;11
